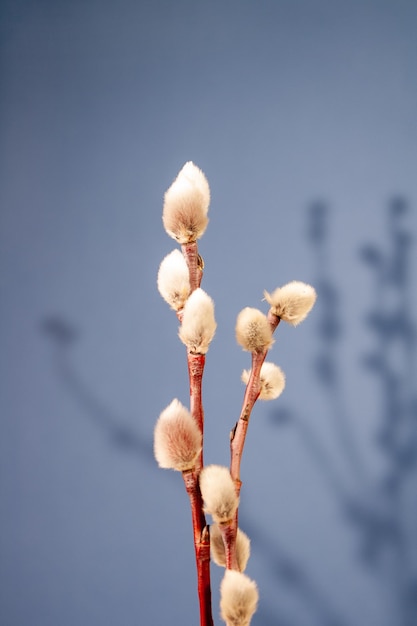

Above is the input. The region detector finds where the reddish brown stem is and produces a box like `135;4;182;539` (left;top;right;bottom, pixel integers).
188;353;205;432
177;245;212;624
219;521;239;571
183;469;214;626
227;312;281;568
230;350;267;488
188;352;206;470
183;357;213;624
230;311;280;487
182;241;203;292
267;309;281;334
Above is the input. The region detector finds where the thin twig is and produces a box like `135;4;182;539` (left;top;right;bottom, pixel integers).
180;241;214;626
183;469;213;626
226;312;281;568
188;352;206;469
218;521;239;571
182;241;203;292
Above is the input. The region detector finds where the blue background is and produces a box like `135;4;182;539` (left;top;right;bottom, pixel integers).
1;1;417;624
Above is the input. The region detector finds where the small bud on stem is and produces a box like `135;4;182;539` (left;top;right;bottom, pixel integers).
235;307;274;353
220;570;259;626
162;161;210;243
157;249;191;311
179;288;217;354
210;523;251;572
154;399;202;471
264;280;317;326
200;465;239;524
242;361;286;400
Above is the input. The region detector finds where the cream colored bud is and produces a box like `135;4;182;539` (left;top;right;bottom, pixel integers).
264;281;317;326
235;307;274;353
154;399;202;471
220;570;259;626
157;249;191;311
179;288;216;354
242;362;286;400
199;465;239;523
210;524;251;572
162;161;210;243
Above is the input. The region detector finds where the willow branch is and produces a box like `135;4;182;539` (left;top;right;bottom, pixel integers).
218;521;239;571
188;352;206;470
183;469;213;626
182;241;203;292
181;243;213;626
225;312;281;569
230;312;280;490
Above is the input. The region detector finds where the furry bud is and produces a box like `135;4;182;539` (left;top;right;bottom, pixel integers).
210;524;251;572
154;399;202;471
220;570;259;626
199;465;239;523
242;362;286;400
179;288;216;354
235;307;274;353
162;161;210;243
264;281;316;326
157;249;191;310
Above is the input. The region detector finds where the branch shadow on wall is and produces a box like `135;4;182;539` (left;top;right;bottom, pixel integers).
41;316;155;464
40;197;417;626
265;197;417;626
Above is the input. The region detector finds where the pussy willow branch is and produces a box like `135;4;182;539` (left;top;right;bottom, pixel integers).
218;520;239;571
226;312;281;570
183;468;213;626
188;352;206;470
182;241;203;291
230;310;280;486
180;241;213;626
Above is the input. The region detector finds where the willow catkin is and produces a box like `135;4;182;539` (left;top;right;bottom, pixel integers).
154;399;202;471
264;280;317;326
162;161;210;243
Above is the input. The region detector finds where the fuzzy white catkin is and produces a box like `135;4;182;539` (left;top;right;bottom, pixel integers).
179;288;216;354
242;362;286;400
199;465;239;523
154;399;202;471
162;161;210;243
157;249;191;311
220;570;259;626
264;280;317;326
210;524;251;572
235;307;274;353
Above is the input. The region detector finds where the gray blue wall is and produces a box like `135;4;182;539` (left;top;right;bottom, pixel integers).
1;1;417;624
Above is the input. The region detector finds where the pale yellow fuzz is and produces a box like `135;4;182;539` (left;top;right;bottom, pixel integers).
264;280;317;326
210;524;251;572
241;362;286;400
235;307;274;353
199;465;239;523
162;161;210;243
154;399;202;471
179;288;216;354
220;570;259;626
157;249;191;310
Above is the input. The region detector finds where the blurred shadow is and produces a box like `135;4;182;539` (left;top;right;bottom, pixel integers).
267;198;417;626
41;315;154;463
360;197;417;481
269;406;349;503
358;197;417;626
307;200;368;485
240;514;349;626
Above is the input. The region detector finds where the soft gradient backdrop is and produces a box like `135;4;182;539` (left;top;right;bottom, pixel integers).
1;1;417;625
